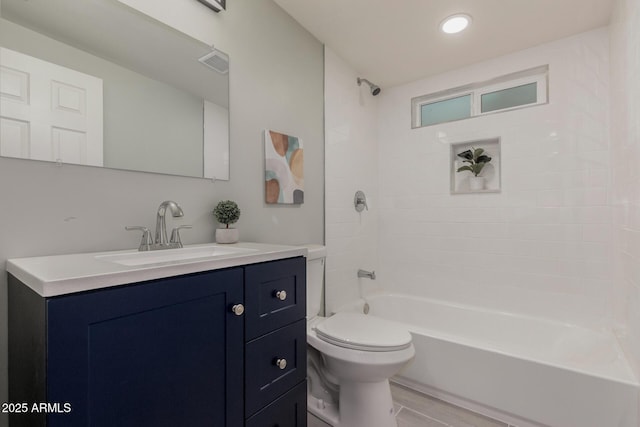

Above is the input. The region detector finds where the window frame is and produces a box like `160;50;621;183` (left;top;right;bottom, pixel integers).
415;92;474;128
474;74;547;116
411;65;548;129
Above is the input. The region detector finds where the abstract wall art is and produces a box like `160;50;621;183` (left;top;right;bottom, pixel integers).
264;130;304;204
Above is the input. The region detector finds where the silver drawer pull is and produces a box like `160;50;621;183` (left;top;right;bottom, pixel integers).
275;358;287;370
275;290;287;301
231;304;244;316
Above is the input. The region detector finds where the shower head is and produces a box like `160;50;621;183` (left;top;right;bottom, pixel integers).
357;77;381;96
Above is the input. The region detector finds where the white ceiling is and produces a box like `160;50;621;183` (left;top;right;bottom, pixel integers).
273;0;614;88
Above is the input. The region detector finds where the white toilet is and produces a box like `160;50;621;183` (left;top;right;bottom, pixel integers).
305;245;415;427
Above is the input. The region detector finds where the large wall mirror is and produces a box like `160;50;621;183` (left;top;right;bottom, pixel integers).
0;0;230;179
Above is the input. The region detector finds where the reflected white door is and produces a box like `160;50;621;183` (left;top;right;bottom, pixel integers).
0;47;103;166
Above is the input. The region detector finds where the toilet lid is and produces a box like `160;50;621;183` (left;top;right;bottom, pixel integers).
315;312;412;352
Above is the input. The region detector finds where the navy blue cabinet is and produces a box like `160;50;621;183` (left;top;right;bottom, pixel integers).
244;257;307;425
10;268;243;427
246;382;307;427
9;256;307;427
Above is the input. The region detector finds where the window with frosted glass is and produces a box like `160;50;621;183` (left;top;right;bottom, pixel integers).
420;94;471;127
480;82;537;113
411;65;548;129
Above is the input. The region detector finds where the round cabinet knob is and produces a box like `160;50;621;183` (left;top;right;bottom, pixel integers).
275;358;287;370
275;290;287;301
231;304;244;316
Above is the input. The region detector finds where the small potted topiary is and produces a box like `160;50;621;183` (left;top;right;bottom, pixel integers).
456;147;492;190
213;200;241;244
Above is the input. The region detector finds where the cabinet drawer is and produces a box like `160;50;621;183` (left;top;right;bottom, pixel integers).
245;257;306;340
245;381;307;427
245;319;307;417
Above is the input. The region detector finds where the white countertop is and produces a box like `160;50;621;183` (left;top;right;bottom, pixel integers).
6;242;307;297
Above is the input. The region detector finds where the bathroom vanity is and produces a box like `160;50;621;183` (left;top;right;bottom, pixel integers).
7;243;307;427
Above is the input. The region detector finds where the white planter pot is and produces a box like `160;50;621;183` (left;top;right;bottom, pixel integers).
216;228;239;244
469;176;486;191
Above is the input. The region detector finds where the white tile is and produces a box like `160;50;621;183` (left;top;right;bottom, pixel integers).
327;28;618;328
564;187;608;206
537;190;564;207
582;224;612;242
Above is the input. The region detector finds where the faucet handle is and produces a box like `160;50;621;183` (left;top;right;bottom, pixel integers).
354;190;368;212
126;226;153;251
170;225;192;248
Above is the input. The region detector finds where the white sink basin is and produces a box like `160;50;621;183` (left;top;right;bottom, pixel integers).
96;244;257;266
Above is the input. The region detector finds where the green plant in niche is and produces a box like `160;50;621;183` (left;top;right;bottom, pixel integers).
456;147;492;177
213;200;240;228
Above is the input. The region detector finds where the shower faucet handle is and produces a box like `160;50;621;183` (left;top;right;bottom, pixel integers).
354;190;368;212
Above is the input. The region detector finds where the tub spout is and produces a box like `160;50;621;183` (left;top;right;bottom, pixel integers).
357;269;376;280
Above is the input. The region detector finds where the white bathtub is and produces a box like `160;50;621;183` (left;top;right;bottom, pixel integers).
340;293;639;427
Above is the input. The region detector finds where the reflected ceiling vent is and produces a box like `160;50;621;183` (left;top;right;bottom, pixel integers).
198;49;229;74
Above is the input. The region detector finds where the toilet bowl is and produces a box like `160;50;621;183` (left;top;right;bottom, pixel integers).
304;245;415;427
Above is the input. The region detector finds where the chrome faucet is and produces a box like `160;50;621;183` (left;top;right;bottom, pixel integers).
126;200;191;251
155;200;184;246
357;269;376;280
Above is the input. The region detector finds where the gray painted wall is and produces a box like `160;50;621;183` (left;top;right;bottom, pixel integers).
0;0;324;423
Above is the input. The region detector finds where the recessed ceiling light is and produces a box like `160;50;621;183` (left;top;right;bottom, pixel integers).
440;14;472;34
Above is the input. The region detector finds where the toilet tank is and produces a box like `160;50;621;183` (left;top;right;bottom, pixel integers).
304;245;326;318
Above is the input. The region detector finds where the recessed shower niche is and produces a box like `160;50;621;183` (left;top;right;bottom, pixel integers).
450;137;501;194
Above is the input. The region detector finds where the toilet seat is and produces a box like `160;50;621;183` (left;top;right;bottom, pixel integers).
314;312;412;352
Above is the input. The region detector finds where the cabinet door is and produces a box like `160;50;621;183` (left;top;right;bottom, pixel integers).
245;257;306;340
45;268;244;427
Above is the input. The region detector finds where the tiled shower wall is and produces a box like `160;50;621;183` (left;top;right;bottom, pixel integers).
610;0;640;377
324;47;380;314
376;28;612;326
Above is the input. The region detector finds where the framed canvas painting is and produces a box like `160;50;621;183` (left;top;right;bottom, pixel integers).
264;130;304;204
